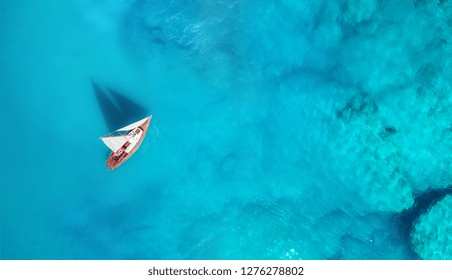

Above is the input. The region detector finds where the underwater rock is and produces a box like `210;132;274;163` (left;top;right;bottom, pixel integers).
410;193;452;259
383;83;452;191
398;185;452;259
336;94;414;212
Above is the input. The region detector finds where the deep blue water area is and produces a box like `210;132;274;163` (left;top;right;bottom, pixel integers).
1;0;451;259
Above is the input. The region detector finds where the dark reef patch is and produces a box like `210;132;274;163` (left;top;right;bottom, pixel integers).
336;95;378;121
379;126;397;140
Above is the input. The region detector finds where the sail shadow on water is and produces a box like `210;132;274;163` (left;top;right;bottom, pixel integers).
91;81;149;132
108;87;149;127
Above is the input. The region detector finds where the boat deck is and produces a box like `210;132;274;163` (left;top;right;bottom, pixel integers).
106;118;151;170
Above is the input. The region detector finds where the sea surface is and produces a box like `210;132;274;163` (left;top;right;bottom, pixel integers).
1;0;451;259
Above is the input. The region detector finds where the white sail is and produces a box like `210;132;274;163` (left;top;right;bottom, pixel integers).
116;116;151;132
101;135;129;152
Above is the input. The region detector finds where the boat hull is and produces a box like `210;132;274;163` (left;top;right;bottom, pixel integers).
106;117;151;170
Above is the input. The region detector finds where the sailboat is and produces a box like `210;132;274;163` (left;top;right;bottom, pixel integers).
100;116;152;170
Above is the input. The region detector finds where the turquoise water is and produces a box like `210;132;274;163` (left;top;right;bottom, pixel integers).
1;0;451;259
